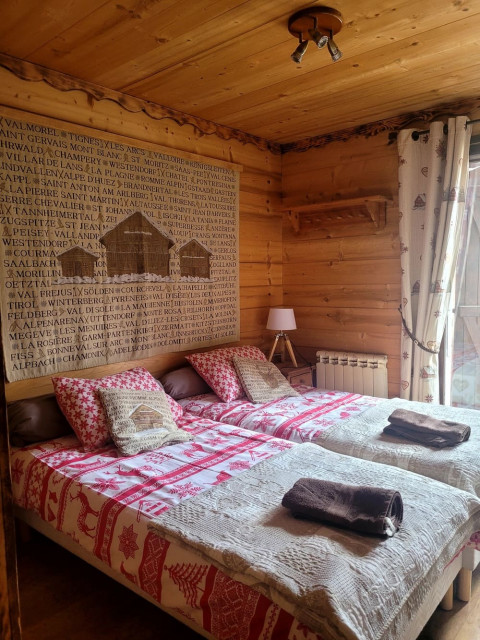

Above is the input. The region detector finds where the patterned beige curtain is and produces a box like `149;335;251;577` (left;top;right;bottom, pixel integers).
398;117;471;402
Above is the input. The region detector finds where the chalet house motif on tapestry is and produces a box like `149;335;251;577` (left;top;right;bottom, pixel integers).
100;211;174;278
56;246;99;279
179;239;212;280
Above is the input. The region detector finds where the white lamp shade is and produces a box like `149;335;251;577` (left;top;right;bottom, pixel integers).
266;308;297;331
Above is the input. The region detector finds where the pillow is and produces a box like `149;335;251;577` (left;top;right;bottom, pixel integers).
97;388;192;456
52;367;183;451
186;346;267;402
160;366;212;399
232;357;300;404
7;395;73;447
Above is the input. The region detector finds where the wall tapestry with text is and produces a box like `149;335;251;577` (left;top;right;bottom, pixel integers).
0;116;240;381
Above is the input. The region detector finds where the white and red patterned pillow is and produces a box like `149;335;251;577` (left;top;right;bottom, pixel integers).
185;346;267;402
52;367;183;451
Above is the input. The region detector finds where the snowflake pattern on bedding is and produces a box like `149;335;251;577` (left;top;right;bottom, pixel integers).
179;386;381;443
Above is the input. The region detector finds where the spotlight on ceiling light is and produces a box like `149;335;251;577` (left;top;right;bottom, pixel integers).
291;39;309;63
308;28;328;49
288;6;343;64
327;35;342;62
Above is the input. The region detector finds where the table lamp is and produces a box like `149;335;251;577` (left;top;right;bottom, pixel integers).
266;307;298;367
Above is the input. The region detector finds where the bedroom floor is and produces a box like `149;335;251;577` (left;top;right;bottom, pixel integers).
16;529;480;640
16;530;202;639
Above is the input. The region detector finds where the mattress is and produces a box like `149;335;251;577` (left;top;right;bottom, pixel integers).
179;386;380;443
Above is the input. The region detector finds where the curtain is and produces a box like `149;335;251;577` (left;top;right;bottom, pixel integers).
398;117;471;403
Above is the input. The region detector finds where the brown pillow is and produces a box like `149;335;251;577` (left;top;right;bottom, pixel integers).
7;395;73;446
232;357;300;404
97;388;192;456
160;366;212;399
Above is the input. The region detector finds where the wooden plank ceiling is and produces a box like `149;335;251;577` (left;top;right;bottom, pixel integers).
1;0;479;144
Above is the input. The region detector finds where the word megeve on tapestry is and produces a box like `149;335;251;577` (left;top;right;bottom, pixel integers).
0;116;240;381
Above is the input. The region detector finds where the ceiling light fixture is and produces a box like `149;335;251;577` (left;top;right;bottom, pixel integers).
288;6;343;64
291;38;309;63
327;35;342;62
309;27;329;49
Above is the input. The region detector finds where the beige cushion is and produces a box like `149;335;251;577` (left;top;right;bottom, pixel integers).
97;388;192;456
232;357;300;404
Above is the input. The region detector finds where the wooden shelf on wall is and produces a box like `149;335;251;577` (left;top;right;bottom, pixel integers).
286;196;389;233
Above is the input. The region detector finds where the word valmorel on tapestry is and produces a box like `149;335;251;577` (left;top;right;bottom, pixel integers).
0;116;240;381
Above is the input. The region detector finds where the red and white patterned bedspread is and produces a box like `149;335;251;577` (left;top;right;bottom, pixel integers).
11;414;323;640
179;386;381;443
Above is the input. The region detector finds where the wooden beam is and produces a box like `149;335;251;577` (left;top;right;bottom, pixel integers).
0;313;21;640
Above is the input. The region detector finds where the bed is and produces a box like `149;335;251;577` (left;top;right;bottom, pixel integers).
171;348;480;601
8;380;480;640
179;387;480;496
173;352;480;499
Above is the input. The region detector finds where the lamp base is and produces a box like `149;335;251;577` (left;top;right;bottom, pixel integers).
268;332;298;367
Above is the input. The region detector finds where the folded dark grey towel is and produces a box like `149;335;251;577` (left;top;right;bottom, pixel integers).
384;408;471;448
281;477;403;537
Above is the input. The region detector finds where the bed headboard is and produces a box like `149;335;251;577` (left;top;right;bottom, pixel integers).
4;342;247;402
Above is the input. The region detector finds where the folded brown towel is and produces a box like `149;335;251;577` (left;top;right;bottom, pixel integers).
281;477;403;537
384;408;471;448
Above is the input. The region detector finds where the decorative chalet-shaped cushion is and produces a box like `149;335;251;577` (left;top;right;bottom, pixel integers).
232;357;300;404
186;346;267;402
97;388;192;456
52;367;183;451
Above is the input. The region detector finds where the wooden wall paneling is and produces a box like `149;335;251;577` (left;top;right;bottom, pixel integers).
240;214;282;262
240;234;282;264
284;283;401;310
239;263;282;288
239;191;279;214
240;285;283;310
295;328;400;364
0;314;21;640
283;215;399;261
282;131;398;207
297;307;400;337
283;258;400;287
240;307;271;335
282;132;401;395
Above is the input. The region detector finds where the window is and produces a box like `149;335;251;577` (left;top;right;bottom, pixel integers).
444;136;480;408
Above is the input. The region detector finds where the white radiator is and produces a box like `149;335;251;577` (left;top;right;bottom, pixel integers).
316;350;388;398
